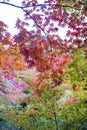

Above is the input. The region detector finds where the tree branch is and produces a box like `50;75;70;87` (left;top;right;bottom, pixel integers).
23;3;84;11
0;1;23;9
53;111;58;130
0;1;85;10
22;8;53;51
22;8;67;51
19;76;34;88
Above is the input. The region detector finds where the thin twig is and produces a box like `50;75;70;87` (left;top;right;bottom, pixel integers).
19;76;34;88
22;8;53;51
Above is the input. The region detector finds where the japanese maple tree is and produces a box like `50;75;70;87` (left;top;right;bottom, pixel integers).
0;0;87;129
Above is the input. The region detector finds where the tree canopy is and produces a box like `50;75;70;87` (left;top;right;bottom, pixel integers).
0;0;87;130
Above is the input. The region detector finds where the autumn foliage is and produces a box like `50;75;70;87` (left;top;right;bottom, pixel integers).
0;0;87;129
0;45;26;71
